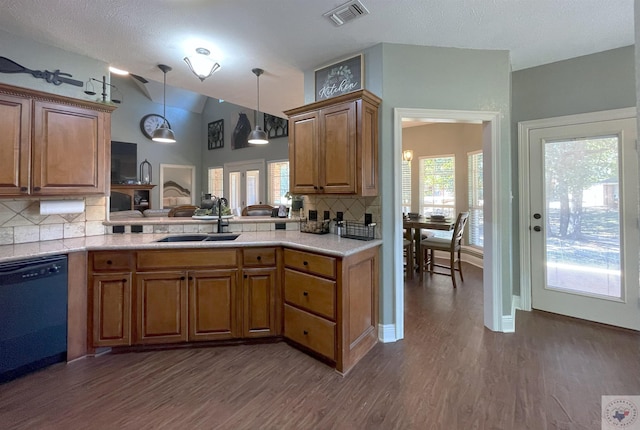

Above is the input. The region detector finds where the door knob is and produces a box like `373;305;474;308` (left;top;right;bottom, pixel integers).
533;213;541;219
533;226;542;232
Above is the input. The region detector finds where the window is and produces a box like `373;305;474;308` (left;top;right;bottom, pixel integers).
207;167;223;197
401;160;411;214
268;160;289;205
419;156;455;217
468;151;483;247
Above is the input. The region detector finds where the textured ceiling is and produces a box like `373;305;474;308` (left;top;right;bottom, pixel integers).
0;0;634;116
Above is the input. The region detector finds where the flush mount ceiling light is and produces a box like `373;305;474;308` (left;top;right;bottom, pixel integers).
152;64;176;143
183;48;221;82
248;68;268;145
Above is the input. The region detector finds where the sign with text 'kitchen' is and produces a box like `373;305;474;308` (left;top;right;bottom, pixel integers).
314;54;363;101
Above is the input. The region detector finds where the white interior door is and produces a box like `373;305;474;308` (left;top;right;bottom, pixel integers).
224;160;265;214
528;117;639;330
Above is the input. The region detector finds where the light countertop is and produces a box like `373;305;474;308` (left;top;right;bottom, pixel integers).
0;231;382;263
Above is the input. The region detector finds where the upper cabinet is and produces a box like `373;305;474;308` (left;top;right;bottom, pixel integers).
284;89;381;196
0;83;115;197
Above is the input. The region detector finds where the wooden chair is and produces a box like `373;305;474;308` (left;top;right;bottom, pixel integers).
168;205;198;217
419;212;469;287
403;238;413;280
241;204;275;216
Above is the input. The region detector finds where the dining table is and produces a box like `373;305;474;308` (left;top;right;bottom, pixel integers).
403;216;455;279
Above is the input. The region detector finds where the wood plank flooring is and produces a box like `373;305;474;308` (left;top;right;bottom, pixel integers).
1;264;639;429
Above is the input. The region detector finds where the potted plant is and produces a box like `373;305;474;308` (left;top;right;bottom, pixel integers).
284;192;304;212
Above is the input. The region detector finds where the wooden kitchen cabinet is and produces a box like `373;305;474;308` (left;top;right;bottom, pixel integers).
135;271;188;344
188;269;239;341
283;245;379;374
0;83;115;197
88;252;134;347
284;89;381;196
242;247;280;338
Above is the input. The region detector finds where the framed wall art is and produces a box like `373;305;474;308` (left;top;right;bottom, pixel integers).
230;108;255;150
264;113;288;139
314;54;363;101
159;163;196;208
208;119;224;150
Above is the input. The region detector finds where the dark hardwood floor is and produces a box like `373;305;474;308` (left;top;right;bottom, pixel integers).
1;264;638;429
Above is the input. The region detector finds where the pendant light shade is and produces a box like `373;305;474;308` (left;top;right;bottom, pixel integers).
248;68;268;145
152;64;176;143
184;48;221;82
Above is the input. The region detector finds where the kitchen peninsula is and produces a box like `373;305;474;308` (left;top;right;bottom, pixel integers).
0;229;381;375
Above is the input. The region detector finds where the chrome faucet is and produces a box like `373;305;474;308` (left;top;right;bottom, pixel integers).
216;197;229;233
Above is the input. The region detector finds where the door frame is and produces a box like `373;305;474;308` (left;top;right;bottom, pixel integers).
393;108;505;337
517;107;637;311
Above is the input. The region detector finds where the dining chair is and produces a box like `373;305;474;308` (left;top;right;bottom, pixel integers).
403;238;413;280
241;204;275;216
419;212;469;287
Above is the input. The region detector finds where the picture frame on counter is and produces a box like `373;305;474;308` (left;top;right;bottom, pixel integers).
207;119;224;150
314;54;363;101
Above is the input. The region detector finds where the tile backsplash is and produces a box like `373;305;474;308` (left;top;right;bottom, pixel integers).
304;195;382;238
0;197;107;245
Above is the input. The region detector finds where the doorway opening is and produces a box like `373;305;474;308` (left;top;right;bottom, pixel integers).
392;108;506;340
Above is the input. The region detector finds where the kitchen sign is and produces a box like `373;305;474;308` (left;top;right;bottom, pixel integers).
314;54;363;101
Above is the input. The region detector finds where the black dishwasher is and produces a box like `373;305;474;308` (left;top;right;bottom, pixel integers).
0;255;68;383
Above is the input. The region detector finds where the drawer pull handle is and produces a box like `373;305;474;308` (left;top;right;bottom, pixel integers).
303;291;308;296
107;260;112;265
303;261;308;266
34;186;41;192
257;256;262;261
20;187;27;192
303;330;309;335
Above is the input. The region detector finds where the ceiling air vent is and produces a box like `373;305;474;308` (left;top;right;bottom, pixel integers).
324;0;370;26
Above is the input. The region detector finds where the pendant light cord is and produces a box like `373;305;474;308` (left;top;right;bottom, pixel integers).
163;70;167;127
255;71;259;125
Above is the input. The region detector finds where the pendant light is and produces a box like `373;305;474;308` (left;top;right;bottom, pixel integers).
247;68;268;145
152;64;176;143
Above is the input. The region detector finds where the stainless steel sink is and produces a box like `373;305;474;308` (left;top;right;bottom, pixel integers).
155;234;240;242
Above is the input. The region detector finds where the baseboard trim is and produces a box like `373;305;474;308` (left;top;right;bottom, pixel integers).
501;295;521;333
378;323;397;343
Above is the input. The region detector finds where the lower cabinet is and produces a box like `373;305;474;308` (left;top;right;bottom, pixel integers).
88;244;378;373
189;269;238;341
135;271;188;344
91;273;132;347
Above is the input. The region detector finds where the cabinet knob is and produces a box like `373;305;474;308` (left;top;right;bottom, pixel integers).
180;276;186;280
319;186;324;190
303;261;308;266
257;256;261;261
303;291;308;296
303;330;309;335
20;187;27;192
313;186;318;190
188;276;193;280
121;279;127;283
106;260;112;265
33;186;41;192
244;274;248;279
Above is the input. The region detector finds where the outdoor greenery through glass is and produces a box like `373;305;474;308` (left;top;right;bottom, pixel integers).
544;135;621;297
420;156;455;217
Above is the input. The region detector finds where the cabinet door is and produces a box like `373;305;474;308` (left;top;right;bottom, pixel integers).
0;94;30;196
91;273;132;347
242;268;278;337
188;269;238;341
319;101;356;193
136;272;188;344
289;111;319;194
32;101;107;195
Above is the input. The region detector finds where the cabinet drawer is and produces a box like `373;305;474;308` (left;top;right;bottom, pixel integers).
284;269;335;320
243;247;277;267
137;249;237;270
284;304;335;360
92;252;134;271
284;249;336;279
